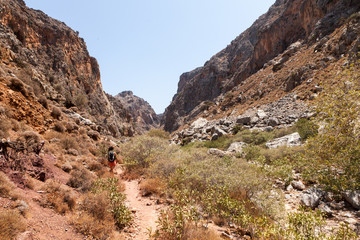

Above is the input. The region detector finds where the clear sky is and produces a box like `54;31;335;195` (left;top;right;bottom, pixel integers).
24;0;275;114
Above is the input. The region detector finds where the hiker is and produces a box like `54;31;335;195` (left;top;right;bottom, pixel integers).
108;146;117;172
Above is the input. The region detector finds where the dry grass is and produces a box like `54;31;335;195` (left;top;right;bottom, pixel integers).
51;106;62;119
0;172;15;197
139;178;166;197
67;168;95;192
70;212;114;240
0;209;26;240
182;224;221;240
82;193;112;221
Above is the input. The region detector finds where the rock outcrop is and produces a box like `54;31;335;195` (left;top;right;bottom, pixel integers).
163;0;360;132
109;91;161;133
0;0;133;136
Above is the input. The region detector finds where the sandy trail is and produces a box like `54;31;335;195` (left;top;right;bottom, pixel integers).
116;168;162;240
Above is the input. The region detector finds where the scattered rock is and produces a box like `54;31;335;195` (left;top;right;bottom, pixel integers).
61;162;73;173
291;180;306;191
342;191;360;210
266;132;302;149
227;142;246;154
301;188;324;209
207;148;226;158
318;202;333;217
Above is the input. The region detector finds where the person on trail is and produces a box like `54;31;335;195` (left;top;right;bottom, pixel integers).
108;146;117;173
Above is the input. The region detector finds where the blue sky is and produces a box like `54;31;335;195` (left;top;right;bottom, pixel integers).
24;0;275;113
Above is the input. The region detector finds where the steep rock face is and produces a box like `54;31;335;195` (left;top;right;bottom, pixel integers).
110;91;160;133
163;0;360;132
0;0;133;136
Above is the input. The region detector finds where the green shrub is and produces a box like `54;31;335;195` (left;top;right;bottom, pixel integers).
295;118;318;140
92;178;132;228
203;135;232;150
238;129;274;145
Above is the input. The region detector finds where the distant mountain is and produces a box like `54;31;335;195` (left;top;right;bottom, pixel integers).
110;91;161;133
163;0;360;132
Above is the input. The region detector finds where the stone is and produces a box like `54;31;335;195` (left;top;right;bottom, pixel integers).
61;162;73;173
286;184;294;192
191;117;208;129
236;115;251;125
318;202;333;217
207;148;226;158
267;117;280;126
211;133;219;141
227;142;246;154
329;201;346;210
342;191;360;210
291;180;306;190
257;110;267;119
183;129;195;137
215;127;227;137
266;132;302;149
301;188;324;209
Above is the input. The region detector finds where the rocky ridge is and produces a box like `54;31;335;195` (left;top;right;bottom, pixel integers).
0;0;134;137
163;0;360;133
110;91;160;134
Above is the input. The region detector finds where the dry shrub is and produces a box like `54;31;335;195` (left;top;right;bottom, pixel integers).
8;77;30;98
82;193;112;221
0;103;13;118
87;130;100;141
0;118;11;138
0;209;26;240
67;168;95;192
64;121;78;133
16;131;42;152
88;159;105;172
54;121;65;132
38;96;48;109
0;172;15;197
182;224;221;240
70;212;114;240
139;178;166;197
60;134;79;151
42;180;76;214
51;106;62;119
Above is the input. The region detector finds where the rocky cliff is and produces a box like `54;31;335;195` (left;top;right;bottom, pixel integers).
163;0;360;132
0;0;133;136
108;91;160;133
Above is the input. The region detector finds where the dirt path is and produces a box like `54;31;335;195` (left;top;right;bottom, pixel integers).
116;168;163;240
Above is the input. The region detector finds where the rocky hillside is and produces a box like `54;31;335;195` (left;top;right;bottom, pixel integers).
163;0;360;132
0;0;134;137
108;91;161;133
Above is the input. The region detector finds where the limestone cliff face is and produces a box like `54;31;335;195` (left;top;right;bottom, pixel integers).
0;0;133;136
163;0;360;132
109;91;160;133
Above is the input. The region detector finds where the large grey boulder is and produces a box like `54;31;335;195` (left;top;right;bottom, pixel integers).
266;132;302;149
301;188;325;209
342;191;360;210
257;110;267;119
191;117;208;130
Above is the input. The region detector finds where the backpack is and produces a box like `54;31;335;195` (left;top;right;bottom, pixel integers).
108;151;116;162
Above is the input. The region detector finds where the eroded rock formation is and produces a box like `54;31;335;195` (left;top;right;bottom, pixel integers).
163;0;360;132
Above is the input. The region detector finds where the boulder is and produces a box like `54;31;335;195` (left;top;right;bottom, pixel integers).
191;118;208;130
291;180;306;190
211;133;219;141
318;202;333;217
301;188;324;209
266;132;302;149
183;129;195;137
207;148;226;158
342;191;360;210
257;110;267;119
267;117;280;126
227;142;246;154
236;115;251;125
215;127;227;137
